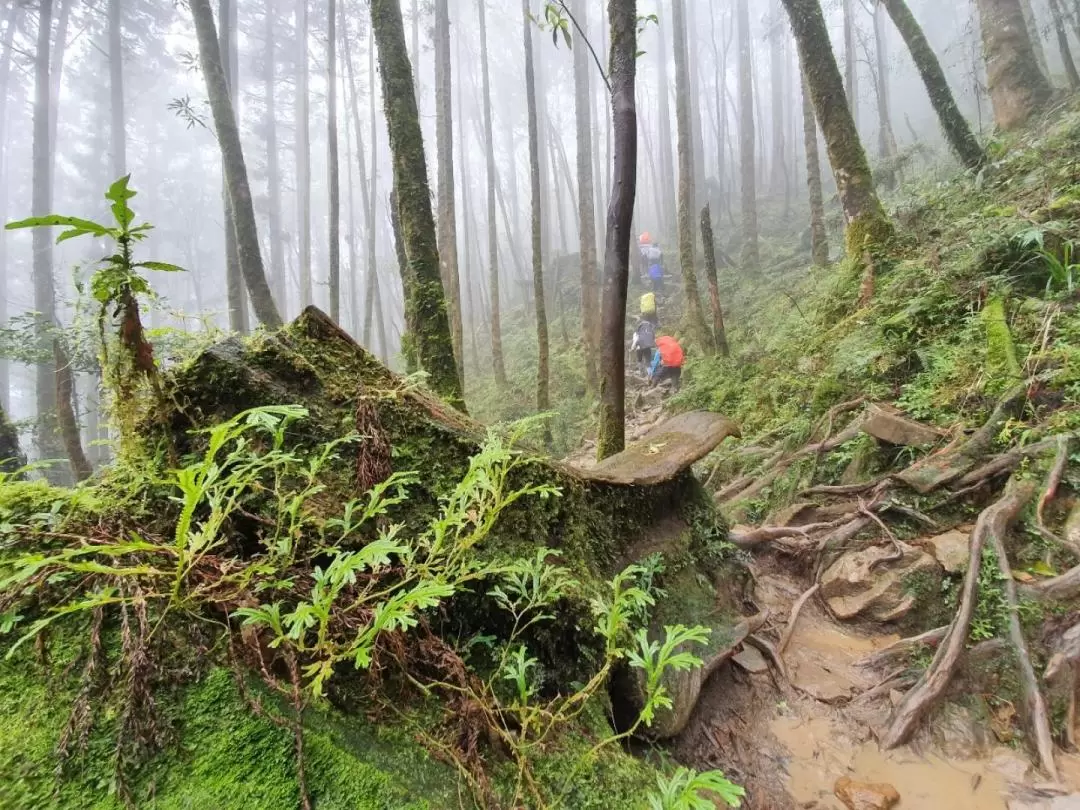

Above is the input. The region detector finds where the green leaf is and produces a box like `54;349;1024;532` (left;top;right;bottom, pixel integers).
5;215;110;236
135;261;187;273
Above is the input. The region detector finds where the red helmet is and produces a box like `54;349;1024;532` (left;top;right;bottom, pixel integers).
639;232;652;245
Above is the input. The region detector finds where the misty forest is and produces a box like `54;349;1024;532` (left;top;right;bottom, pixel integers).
8;0;1080;806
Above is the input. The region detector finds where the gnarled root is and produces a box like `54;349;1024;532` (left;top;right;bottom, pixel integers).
880;477;1036;750
778;583;820;658
857;625;948;672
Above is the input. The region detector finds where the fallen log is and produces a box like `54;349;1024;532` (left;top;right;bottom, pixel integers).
880;477;1036;750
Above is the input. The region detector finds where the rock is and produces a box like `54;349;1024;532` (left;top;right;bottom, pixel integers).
1007;793;1080;809
931;702;991;759
861;403;945;448
925;527;972;573
833;776;900;810
992;748;1035;783
821;546;941;622
733;645;769;674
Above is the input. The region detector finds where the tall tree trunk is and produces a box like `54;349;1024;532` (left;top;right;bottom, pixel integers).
736;0;760;268
343;22;373;339
0;0;17;414
1048;0;1080;88
522;0;549;442
843;0;859;129
573;0;600;394
700;205;729;357
265;0;286;308
434;0;463;386
770;3;788;196
597;0;638;461
656;20;675;237
881;0;984;168
219;0;248;333
343;58;359;335
296;0;312;307
454;32;477;375
672;0;712;352
389;189;417;372
802;73;829;266
1019;0;1049;76
328;0;341;322
873;1;898;158
191;0;283;327
782;0;893;276
47;0;71;164
410;0;419;96
477;0;506;387
33;0;62;469
975;0;1052;130
687;0;706;210
369;0;463;406
363;30;382;358
54;342;91;482
109;0;125;177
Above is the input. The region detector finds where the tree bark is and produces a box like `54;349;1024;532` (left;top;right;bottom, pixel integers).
0;0;18;414
656;17;675;237
370;0;463;406
54;342;91;482
597;0;638;461
873;1;898;159
736;0;760;268
770;3;789;197
364;30;386;361
782;0;893;268
109;0;125;178
672;0;713;352
343;23;373;342
434;0;463;387
573;0;600;394
522;0;549;443
219;0;247;333
476;0;506;387
843;0;859;129
700;205;729;357
975;0;1052;130
296;0;312;307
880;0;984;168
1019;0;1049;77
191;0;283;327
389;189;417;372
1048;0;1080;89
328;0;341;322
265;0;286;308
802;73;829;267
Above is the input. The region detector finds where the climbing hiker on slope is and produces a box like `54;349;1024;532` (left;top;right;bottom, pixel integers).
629;317;657;376
640;289;658;326
644;242;664;296
649;334;685;392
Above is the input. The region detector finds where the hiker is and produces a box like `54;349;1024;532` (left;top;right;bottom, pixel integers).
640;290;658;326
645;242;664;295
629;318;657;376
649;334;685;392
637;232;653;281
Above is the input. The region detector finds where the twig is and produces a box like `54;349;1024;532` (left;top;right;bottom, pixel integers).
857;625;949;671
859;498;906;572
1036;435;1072;550
880;501;940;530
778;584;820;657
881;477;1036;750
551;1;611;92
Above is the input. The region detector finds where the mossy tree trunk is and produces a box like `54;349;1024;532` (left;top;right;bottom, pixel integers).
736;0;759;269
843;0;858;129
672;0;713;353
782;0;893;281
434;0;463;388
700;205;729;357
597;0;639;461
801;72;829;267
521;0;550;442
296;0;312;309
370;0;463;407
0;399;24;476
881;0;984;169
389;189;418;373
476;0;506;388
1048;0;1080;89
327;0;340;323
975;0;1052;130
573;0;600;394
54;341;91;482
191;0;283;327
219;0;248;334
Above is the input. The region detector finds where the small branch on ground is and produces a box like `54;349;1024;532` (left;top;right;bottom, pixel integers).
1036;435;1074;552
857;626;949;671
778;584;820;658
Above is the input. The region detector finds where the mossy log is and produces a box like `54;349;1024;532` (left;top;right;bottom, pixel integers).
152;307;748;739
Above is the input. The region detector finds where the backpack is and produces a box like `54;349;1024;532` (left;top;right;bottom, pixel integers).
648;263;663;281
640;292;656;315
656;336;684;368
636;320;656;348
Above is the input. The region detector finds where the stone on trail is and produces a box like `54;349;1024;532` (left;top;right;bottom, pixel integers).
732;644;769;674
834;776;901;810
821;546;941;622
861;403;946;448
925;527;972;573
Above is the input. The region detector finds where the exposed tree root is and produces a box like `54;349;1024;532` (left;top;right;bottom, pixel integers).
716;474;754;501
988;513;1059;779
731;522;842;549
857;626;949;672
952;434;1069;489
800;479;889;497
1023;561;1080;602
880;478;1036;750
1035;435;1075;553
778;583;820;658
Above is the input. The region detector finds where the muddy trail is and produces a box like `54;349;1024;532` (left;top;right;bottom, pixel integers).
567;393;1080;810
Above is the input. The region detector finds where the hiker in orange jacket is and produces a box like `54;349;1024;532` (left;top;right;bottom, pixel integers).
649;335;685;392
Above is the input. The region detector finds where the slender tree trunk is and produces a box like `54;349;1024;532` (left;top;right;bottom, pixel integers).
0;399;24;475
873;2;898;158
364;31;381;357
265;0;286;308
54;342;91;482
343;23;373;339
219;0;248;333
370;0;463;406
191;0;283;327
477;0;506;387
656;20;675;237
454;33;477;375
328;0;341;322
573;0;600;393
843;0;859;129
881;0;984;168
0;0;17;414
411;0;419;96
736;0;760;268
343;58;359;336
109;0;125;177
296;0;312;307
770;3;788;196
389;189;417;372
434;0;463;386
975;0;1052;130
687;0;706;210
1019;0;1049;76
802;73;829;267
782;0;893;276
700;205;729;357
47;0;71;164
34;0;62;469
672;0;712;352
1048;0;1080;88
522;0;549;442
597;0;638;461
